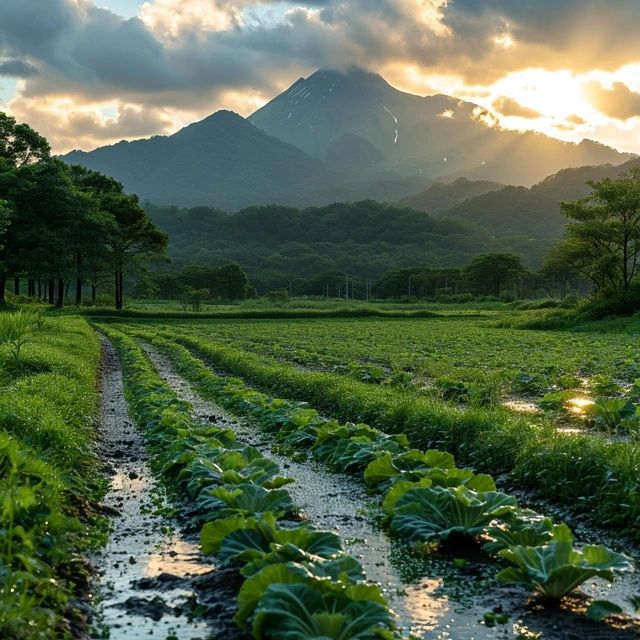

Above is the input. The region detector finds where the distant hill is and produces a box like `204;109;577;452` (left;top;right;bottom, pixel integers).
62;109;428;209
399;177;503;213
250;68;632;186
532;156;640;201
145;200;535;291
440;186;561;242
433;156;640;251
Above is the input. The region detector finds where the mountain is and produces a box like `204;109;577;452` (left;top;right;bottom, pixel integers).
62;111;335;210
431;156;640;260
250;68;632;186
399;177;503;213
532;156;640;201
62;109;429;209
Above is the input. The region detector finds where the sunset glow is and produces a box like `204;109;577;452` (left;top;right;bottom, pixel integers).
1;1;639;153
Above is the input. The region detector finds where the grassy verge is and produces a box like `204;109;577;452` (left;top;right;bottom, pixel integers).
123;325;640;539
0;315;105;639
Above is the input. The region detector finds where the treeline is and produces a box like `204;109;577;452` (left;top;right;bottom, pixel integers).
280;252;583;302
144;200;550;292
146;263;255;309
0;113;166;308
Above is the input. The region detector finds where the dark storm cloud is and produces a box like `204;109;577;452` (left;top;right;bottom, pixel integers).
2;0;640;105
0;59;38;77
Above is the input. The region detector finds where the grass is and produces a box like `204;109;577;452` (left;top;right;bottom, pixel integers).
0;315;104;639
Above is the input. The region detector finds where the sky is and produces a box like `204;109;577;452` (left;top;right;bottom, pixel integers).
1;0;640;154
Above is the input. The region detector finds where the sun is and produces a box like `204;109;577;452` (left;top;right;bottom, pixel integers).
491;69;591;120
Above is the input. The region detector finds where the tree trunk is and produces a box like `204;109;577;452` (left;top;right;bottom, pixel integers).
28;279;35;297
75;253;82;305
48;279;55;305
56;277;64;308
37;280;42;299
0;275;6;305
92;282;97;304
14;276;19;296
118;269;124;310
114;270;120;310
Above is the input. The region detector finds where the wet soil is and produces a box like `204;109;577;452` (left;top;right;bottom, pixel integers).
139;341;640;640
92;338;245;639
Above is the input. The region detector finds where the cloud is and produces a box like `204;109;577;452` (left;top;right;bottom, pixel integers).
0;0;639;151
583;81;640;120
0;59;38;77
492;96;541;119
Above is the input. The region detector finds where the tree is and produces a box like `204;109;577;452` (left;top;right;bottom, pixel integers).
464;253;525;297
558;168;640;294
542;244;579;299
210;263;249;301
0;114;50;305
0;200;9;252
68;166;167;309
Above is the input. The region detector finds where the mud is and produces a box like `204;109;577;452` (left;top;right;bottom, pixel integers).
92;337;245;639
140;340;640;640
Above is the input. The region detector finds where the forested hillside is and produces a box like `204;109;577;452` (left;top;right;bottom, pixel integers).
146;200;547;291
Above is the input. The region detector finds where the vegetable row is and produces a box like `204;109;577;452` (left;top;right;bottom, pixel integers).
101;326;398;640
125;327;633;605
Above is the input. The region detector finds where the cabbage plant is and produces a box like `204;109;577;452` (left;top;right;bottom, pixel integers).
497;524;633;598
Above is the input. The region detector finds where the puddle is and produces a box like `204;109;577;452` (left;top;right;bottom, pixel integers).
93;338;233;639
140;341;640;640
503;399;542;414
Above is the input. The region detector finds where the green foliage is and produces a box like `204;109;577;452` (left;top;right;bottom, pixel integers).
251;583;396;640
0;310;36;359
555;167;640;295
585;397;638;431
0;317;102;638
102;326;398;640
390;486;518;543
497;525;632;598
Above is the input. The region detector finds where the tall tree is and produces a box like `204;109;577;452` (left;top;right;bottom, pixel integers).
464;253;525;297
0;114;50;305
558;167;640;294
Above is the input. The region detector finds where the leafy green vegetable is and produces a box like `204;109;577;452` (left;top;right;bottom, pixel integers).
390;486;517;542
586;600;623;622
498;524;633;598
252;583;396;640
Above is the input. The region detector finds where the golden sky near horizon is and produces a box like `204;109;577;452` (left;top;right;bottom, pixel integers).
1;0;639;154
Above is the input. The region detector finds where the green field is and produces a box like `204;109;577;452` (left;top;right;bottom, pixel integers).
3;307;640;639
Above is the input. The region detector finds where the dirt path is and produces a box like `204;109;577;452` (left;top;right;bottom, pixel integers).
92;338;242;640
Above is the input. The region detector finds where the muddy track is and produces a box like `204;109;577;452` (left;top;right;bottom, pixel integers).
93;337;243;640
139;340;640;640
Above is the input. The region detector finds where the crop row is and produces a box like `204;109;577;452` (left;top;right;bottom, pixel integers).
121;326;633;612
121;325;640;539
101;326;399;640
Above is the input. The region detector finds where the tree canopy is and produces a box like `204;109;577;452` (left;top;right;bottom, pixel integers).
0;112;167;307
556;167;640;295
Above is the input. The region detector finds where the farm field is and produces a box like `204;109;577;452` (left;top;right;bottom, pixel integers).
2;309;640;639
